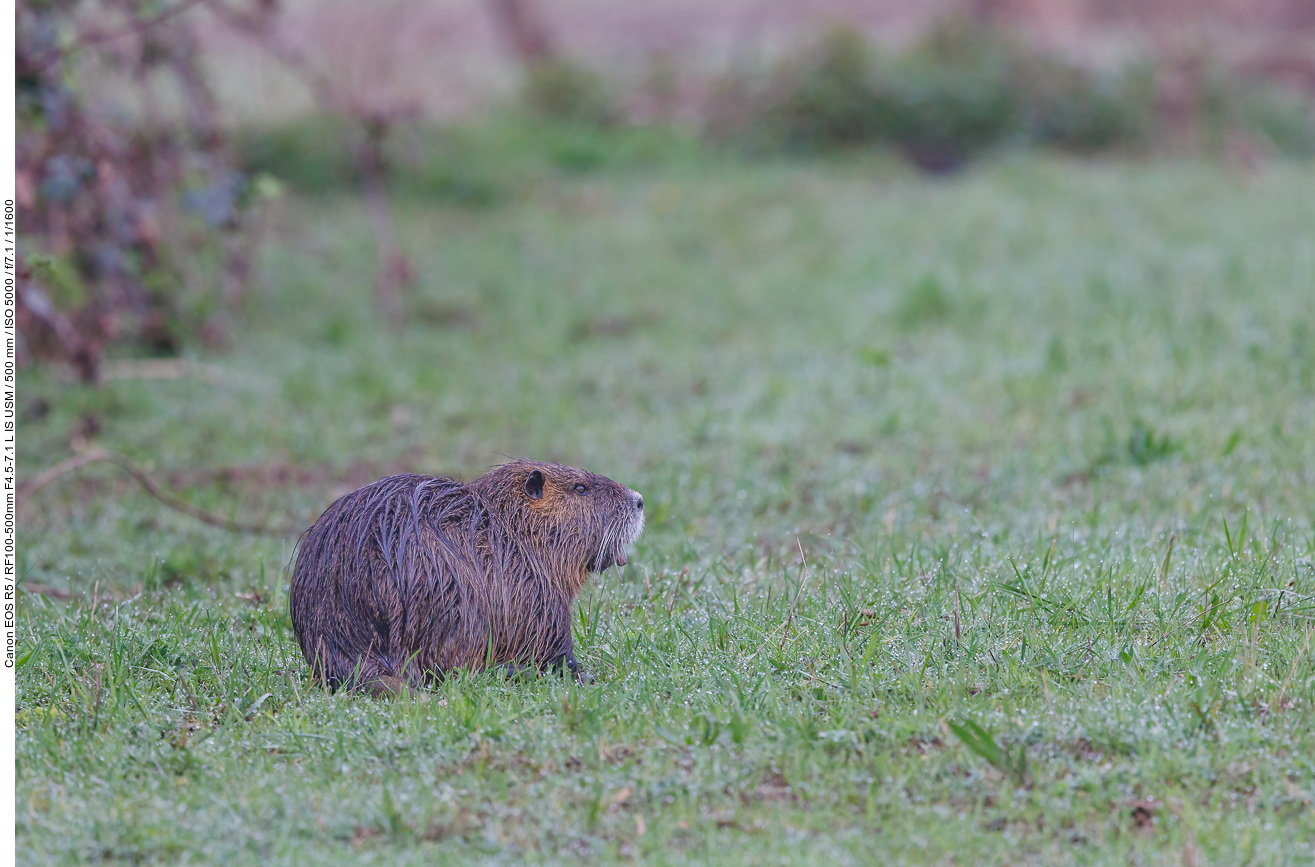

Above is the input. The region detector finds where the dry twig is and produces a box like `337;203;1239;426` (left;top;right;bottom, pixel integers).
18;448;299;535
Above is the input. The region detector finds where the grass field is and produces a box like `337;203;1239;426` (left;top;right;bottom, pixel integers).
15;133;1315;864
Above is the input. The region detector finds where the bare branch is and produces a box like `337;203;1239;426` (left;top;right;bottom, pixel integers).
19;448;300;536
487;0;556;64
19;0;209;76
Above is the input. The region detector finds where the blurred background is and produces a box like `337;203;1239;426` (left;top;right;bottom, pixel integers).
14;0;1315;590
16;0;1315;378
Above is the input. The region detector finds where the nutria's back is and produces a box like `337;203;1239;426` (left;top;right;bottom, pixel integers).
289;461;644;693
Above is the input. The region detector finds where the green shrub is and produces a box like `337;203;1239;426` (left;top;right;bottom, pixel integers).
409;162;503;206
234;118;359;193
881;19;1019;169
769;27;884;147
522;58;615;126
880;64;1017;171
238;119;506;203
1013;58;1154;152
234;116;700;208
749;18;1154;168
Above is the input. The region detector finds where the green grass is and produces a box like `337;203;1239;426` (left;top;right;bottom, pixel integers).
16;142;1315;864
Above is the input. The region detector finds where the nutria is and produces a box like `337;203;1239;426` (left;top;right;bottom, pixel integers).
289;460;644;695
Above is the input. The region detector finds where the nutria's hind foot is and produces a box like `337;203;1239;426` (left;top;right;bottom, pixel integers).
549;651;592;684
496;661;588;683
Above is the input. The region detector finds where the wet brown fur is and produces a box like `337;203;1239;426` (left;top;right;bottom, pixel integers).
289;460;644;696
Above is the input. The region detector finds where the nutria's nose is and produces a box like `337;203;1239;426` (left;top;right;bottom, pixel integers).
634;493;644;511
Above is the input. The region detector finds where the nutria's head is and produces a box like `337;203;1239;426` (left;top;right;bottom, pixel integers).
470;460;645;581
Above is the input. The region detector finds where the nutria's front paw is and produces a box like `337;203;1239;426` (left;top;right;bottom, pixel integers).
568;653;596;684
550;651;591;683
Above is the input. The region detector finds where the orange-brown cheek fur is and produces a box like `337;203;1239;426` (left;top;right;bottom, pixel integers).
528;492;564;516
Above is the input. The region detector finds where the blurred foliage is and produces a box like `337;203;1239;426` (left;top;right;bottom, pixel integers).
1208;77;1315;158
876;20;1022;170
1012;55;1154;153
15;0;265;381
757;21;1151;169
235;116;701;199
717;19;1310;170
521;58;616;127
232;118;361;194
766;27;882;147
19;4;1315;384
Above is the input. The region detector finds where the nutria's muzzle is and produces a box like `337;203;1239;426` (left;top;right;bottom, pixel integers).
589;487;644;573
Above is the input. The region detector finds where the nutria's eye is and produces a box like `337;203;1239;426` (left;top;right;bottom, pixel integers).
525;470;545;500
574;484;588;494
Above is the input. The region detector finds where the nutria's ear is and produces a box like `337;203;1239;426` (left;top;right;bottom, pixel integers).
525;469;545;500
